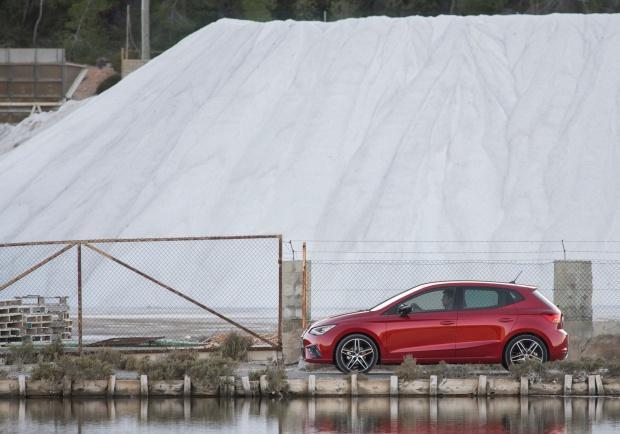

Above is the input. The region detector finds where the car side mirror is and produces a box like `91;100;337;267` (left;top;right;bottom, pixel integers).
398;304;412;317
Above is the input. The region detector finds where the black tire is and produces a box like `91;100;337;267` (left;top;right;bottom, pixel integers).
503;334;548;369
334;334;379;374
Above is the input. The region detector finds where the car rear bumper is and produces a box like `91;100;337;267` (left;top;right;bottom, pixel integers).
548;329;569;361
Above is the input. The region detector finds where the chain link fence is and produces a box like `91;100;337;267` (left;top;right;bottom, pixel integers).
0;236;282;350
310;259;620;322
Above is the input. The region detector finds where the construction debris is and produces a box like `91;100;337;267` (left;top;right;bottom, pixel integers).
0;296;72;347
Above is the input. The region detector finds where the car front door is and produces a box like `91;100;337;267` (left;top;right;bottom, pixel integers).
454;286;520;362
382;287;457;363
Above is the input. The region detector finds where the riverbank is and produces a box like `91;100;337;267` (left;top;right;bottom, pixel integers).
1;372;619;398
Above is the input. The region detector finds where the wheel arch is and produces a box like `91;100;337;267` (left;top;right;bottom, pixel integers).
503;331;550;365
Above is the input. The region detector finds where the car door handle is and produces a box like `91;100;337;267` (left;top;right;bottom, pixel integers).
499;318;514;323
440;320;455;325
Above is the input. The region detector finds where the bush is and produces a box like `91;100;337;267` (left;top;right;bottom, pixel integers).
7;342;38;366
510;359;546;382
30;362;64;383
57;355;113;381
0;370;8;380
92;349;125;369
395;355;421;381
96;74;121;94
263;363;289;396
140;351;198;381
40;337;64;362
189;355;238;389
219;332;253;361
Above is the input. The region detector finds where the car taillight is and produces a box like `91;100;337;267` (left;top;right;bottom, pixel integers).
543;313;563;329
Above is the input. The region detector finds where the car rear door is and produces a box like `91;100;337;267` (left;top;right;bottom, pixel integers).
454;286;520;362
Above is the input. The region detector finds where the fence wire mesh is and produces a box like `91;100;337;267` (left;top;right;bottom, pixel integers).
310;260;620;322
0;236;281;349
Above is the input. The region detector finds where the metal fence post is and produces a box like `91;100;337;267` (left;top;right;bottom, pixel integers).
77;243;83;353
278;235;283;349
302;242;308;330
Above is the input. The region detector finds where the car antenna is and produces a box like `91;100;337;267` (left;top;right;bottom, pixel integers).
510;270;523;284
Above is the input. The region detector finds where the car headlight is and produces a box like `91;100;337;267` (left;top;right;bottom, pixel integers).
309;325;336;336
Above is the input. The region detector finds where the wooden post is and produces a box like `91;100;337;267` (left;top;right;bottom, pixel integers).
429;375;437;396
520;377;528;396
588;375;596;395
390;376;398;397
308;375;316;397
184;375;191;398
564;375;572;395
259;375;269;396
18;375;26;398
140;374;148;397
350;373;358;397
77;243;83;353
478;375;487;396
595;375;604;396
242;376;251;397
107;375;116;398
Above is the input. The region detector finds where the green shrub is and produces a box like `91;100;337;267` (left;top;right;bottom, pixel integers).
139;351;198;381
40;337;64;362
57;355;113;381
7;342;38;366
395;355;420;381
31;362;64;383
249;370;263;381
96;74;121;94
219;332;253;361
188;355;237;389
510;359;546;382
262;363;289;396
0;370;8;379
92;349;125;369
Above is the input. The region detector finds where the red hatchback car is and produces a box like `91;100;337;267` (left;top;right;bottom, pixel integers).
302;281;568;373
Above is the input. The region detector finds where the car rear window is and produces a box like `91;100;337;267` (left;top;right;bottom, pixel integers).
463;288;500;309
462;287;525;309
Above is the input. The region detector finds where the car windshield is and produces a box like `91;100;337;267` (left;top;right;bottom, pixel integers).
370;282;433;311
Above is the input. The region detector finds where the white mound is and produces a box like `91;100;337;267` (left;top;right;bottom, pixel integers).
1;15;619;246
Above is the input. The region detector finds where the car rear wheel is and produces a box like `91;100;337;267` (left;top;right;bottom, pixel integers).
503;334;548;369
335;334;379;373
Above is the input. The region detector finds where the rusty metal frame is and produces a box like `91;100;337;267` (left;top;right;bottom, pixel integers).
83;243;279;349
0;235;283;350
0;234;281;248
0;243;74;292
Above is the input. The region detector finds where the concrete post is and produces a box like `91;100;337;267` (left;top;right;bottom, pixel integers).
282;260;311;364
553;260;593;338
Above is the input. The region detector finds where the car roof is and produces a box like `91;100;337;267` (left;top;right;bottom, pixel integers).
370;280;536;312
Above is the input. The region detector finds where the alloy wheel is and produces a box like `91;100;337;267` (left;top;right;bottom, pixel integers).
338;336;377;372
509;338;545;364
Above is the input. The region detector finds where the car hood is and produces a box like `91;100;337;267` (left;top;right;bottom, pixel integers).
309;310;371;328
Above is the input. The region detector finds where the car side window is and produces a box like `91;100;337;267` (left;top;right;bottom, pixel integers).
385;288;456;314
463;288;501;309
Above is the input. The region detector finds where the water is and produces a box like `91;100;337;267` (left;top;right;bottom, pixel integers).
1;397;619;433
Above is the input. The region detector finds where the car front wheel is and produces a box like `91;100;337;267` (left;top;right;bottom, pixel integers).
335;334;379;373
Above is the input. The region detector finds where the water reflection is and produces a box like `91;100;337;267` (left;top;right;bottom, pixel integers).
0;396;619;433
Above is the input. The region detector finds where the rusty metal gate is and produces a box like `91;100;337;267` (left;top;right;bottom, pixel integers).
0;235;282;351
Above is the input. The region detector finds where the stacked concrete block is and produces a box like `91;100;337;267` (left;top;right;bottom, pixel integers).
0;296;72;347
